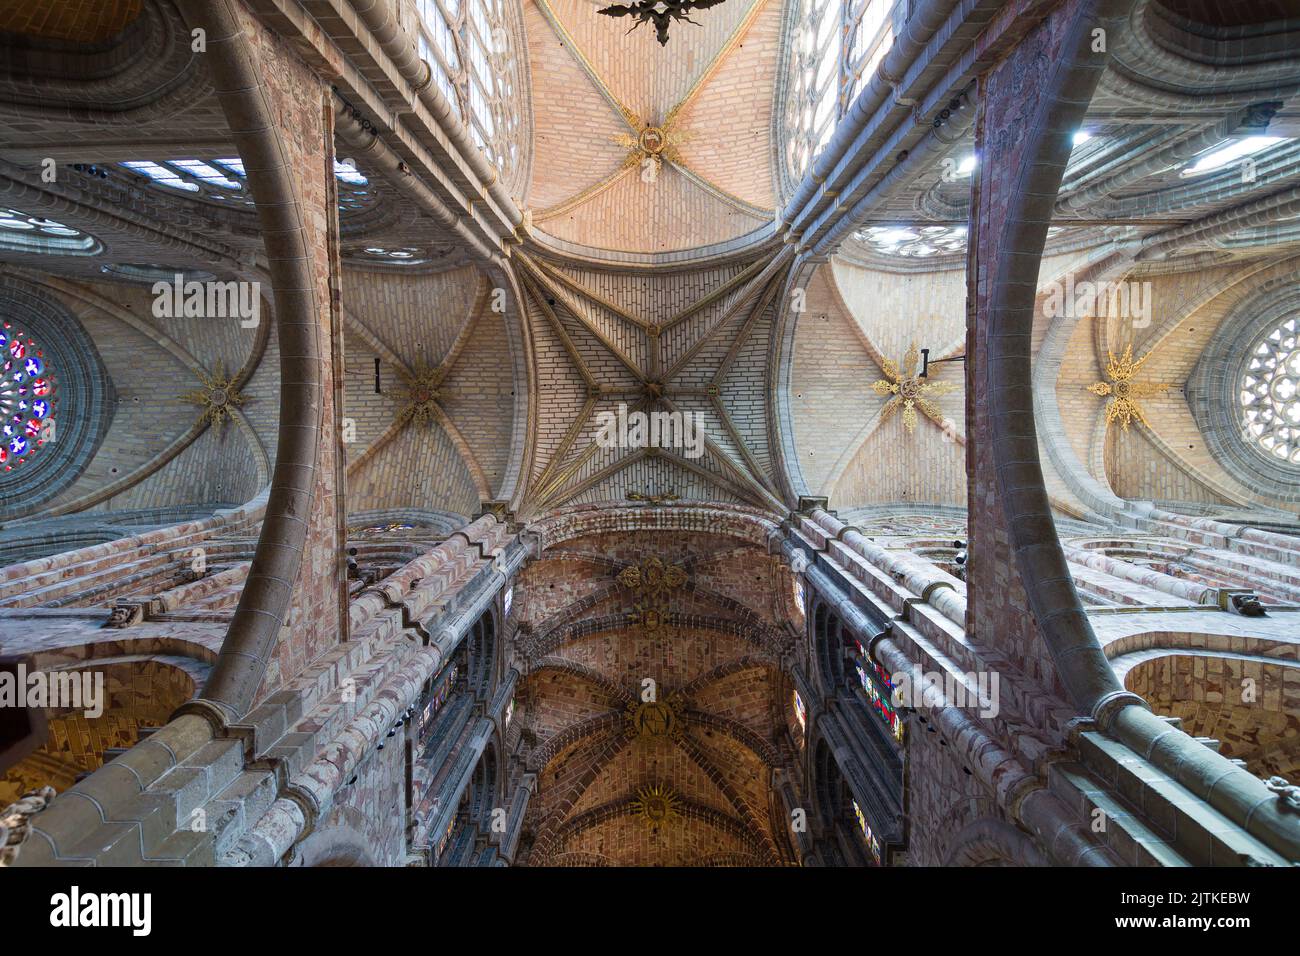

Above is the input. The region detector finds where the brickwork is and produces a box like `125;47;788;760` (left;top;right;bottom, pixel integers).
347;419;481;517
1110;426;1225;504
6;500;511;866
1124;653;1300;780
965;0;1089;698
0;658;199;804
524;0;775;254
224;0;347;702
440;309;518;494
4;0;1300;872
51;296;191;500
517;256;785;512
314;724;410;867
513;521;797;865
343;267;482;371
900;714;1003;866
0;0;227;157
672;0;781;211
791;262;966;511
521;0;632;213
0;0;142;42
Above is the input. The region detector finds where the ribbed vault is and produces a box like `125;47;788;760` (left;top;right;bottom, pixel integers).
523;0;780;257
513;249;792;515
511;526;800;866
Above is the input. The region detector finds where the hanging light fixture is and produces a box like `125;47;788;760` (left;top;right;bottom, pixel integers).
598;1;729;46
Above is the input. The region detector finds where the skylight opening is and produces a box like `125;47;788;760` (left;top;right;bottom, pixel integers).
1182;136;1285;177
0;208;100;255
333;160;368;186
856;224;968;258
121;156;373;213
360;246;427;264
168;159;241;190
120;161;200;192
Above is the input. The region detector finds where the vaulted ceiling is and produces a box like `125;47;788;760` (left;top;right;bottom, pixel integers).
523;0;779;257
512;250;791;515
786;259;967;511
512;526;800;866
2;0;1300;538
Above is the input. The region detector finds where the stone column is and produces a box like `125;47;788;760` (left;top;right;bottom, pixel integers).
177;0;348;720
965;0;1133;711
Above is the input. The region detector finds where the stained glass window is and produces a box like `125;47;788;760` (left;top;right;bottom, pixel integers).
436;812;457;858
419;661;460;740
853;640;903;743
852;798;882;864
793;690;806;733
0;321;56;471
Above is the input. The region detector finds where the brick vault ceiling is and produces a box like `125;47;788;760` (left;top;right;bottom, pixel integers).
8;0;1299;530
337;247;801;520
512;529;798;866
515;249;792;516
522;0;779;255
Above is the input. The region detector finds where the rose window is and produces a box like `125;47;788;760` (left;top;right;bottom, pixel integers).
0;321;56;471
1239;315;1300;465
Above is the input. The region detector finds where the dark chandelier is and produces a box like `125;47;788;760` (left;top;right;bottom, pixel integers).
598;0;729;46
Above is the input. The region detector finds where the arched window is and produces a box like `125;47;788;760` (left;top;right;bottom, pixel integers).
813;739;878;865
417;648;464;746
814;604;851;692
1239;314;1300;465
0;207;99;256
853;646;904;744
468;608;496;699
412;0;521;179
0;320;56;471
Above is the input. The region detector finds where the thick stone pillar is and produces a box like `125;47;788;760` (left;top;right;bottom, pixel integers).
178;0;348;719
965;0;1131;709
